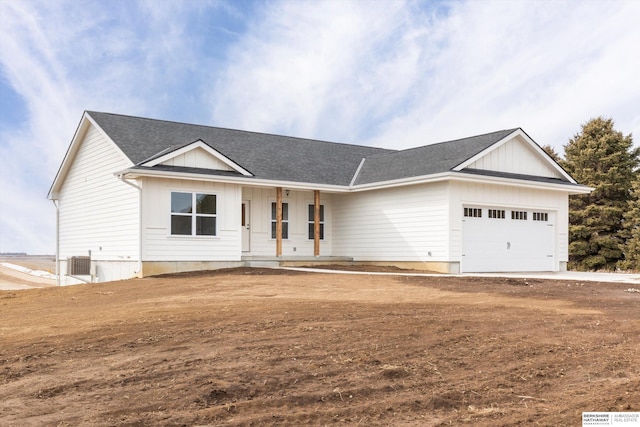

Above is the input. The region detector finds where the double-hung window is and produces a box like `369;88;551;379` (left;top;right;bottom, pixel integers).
171;192;217;236
308;204;325;240
271;202;289;239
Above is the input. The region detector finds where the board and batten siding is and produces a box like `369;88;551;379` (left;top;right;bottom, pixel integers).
448;180;569;266
141;178;242;261
467;136;562;179
241;187;332;257
159;147;234;170
332;182;449;261
58;124;138;263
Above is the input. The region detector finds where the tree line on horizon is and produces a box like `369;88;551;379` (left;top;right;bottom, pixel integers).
543;117;640;272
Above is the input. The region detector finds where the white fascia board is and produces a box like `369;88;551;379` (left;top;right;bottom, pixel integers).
453;129;578;184
115;167;350;193
350;170;592;194
140;140;253;177
349;172;451;191
450;171;593;194
48;112;134;199
116;166;592;195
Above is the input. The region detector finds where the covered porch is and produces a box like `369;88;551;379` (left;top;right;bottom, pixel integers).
240;185;337;259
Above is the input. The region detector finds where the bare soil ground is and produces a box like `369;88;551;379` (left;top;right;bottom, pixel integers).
1;267;639;426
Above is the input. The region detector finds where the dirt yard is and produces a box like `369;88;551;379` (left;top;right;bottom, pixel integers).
1;268;638;426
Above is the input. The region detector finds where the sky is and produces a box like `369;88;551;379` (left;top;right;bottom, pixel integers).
1;0;639;254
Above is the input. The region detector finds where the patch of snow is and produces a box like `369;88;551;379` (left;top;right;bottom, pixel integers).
0;262;57;280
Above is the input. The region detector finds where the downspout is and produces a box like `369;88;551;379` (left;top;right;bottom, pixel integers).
51;199;60;286
118;174;142;275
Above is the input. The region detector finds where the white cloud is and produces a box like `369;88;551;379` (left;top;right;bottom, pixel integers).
209;0;436;142
212;0;640;150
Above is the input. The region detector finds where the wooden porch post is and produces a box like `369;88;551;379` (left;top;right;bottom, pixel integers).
314;190;320;257
276;187;283;257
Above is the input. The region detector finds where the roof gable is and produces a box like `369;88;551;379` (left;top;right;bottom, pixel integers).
141;140;252;176
453;129;576;183
48;112;133;199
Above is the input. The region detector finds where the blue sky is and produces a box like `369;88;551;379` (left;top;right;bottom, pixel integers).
1;0;639;254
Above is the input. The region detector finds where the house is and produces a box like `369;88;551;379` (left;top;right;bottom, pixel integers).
48;111;591;285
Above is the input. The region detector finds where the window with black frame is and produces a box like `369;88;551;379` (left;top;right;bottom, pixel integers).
308;204;324;240
171;192;217;236
271;202;288;239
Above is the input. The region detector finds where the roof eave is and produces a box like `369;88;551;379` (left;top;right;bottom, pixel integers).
115;167;352;193
116;165;592;195
450;171;593;194
351;170;592;193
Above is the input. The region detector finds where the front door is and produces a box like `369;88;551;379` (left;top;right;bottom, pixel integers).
242;201;250;252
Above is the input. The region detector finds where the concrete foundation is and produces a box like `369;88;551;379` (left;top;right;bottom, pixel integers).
141;261;245;277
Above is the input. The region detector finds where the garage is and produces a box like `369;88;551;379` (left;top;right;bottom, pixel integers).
461;206;555;272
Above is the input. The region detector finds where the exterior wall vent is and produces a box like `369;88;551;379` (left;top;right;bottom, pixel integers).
67;256;91;275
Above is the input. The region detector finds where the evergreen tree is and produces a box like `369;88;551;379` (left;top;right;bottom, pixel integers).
618;174;640;271
542;144;561;162
561;117;639;271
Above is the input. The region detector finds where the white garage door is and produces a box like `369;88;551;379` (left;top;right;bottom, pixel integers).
461;207;555;272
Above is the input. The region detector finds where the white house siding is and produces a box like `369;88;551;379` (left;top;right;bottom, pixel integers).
141;178;242;261
160;147;234;170
449;180;569;271
332;182;449;262
241;187;332;257
467;136;562;179
57;124;138;283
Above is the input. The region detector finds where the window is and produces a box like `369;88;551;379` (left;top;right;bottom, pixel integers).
171;192;217;236
271;202;289;239
533;212;549;222
308;204;325;240
511;210;527;220
464;207;482;218
488;209;505;219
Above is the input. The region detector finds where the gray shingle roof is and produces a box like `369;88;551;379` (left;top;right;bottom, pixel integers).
352;129;518;185
89;111;391;186
88;111;532;187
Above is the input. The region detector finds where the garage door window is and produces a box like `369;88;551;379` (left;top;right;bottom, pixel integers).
489;209;505;219
464;207;482;218
511;210;527;220
533;212;548;221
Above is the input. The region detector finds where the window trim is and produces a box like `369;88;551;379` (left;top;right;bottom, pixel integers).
170;191;218;237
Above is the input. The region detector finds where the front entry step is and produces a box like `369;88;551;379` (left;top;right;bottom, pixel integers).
241;256;353;269
243;260;281;268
